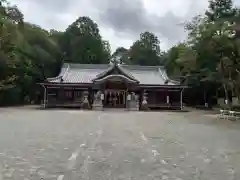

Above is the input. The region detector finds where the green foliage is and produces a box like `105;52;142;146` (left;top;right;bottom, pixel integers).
110;31;163;66
59;16;111;64
205;0;235;22
128;31;162;66
164;0;240;107
0;1;61;105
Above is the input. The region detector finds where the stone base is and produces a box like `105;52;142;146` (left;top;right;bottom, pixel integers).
128;101;139;111
140;104;148;111
92;100;103;111
82;102;90;109
93;105;103;111
128;107;139;111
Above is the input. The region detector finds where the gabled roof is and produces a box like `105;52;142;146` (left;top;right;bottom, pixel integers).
46;63;180;86
93;63;139;83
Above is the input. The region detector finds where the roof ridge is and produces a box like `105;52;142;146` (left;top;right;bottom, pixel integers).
62;63;70;79
120;64;164;71
64;63;165;70
64;63;110;69
120;64;164;68
158;67;180;85
158;67;167;81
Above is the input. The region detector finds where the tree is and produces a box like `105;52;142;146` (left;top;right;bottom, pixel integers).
0;0;61;105
129;31;162;66
205;0;235;22
111;47;130;64
0;1;24;94
178;0;240;108
60;16;111;64
204;0;239;106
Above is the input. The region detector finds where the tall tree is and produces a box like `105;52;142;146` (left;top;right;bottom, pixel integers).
0;1;24;93
60;16;111;64
180;0;239;107
0;0;61;105
165;43;197;82
205;0;238;105
129;31;162;66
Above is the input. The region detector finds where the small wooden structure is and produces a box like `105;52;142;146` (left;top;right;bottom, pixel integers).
39;63;187;110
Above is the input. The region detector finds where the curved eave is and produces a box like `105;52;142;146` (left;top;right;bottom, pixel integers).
158;67;181;85
45;63;70;82
46;75;61;80
38;82;92;87
93;74;139;84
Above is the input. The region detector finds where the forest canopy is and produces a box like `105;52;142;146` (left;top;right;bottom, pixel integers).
0;0;239;106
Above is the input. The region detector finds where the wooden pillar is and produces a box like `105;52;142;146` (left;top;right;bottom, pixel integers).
88;87;93;108
180;89;183;110
43;85;46;108
72;87;75;102
42;85;49;108
140;89;144;109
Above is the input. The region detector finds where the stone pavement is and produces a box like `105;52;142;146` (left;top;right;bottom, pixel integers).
0;108;239;179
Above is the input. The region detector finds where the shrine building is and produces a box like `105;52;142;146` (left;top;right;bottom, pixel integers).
39;63;186;110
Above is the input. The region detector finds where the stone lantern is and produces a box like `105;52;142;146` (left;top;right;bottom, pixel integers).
92;91;103;111
82;91;90;109
141;91;148;110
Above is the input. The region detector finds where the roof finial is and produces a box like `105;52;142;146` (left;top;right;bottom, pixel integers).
110;56;121;66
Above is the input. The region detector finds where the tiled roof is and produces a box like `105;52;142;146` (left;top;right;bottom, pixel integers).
47;63;110;83
120;65;171;85
47;63;179;85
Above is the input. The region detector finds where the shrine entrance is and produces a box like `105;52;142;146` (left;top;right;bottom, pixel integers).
92;66;139;109
103;81;127;108
104;90;126;108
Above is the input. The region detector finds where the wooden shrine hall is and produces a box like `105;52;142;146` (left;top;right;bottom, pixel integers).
39;63;186;110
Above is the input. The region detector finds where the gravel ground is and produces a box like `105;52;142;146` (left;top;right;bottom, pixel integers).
0;108;239;180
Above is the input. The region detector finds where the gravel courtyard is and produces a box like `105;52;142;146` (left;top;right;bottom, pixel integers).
0;108;240;180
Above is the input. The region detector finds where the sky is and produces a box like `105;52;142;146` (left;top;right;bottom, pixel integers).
10;0;240;52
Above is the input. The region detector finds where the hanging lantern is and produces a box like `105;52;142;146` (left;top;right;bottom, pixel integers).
101;93;104;100
127;93;131;101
